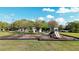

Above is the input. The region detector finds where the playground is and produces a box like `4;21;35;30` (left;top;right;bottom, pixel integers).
0;32;79;51
0;31;79;40
0;27;79;41
0;20;79;51
0;7;79;51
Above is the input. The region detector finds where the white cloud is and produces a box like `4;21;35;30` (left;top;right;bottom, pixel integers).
0;13;15;20
42;8;55;12
55;17;67;25
38;17;44;20
0;13;15;23
70;7;79;12
74;19;79;21
56;7;79;13
68;18;79;22
46;15;54;19
56;7;70;13
31;19;35;21
56;18;64;23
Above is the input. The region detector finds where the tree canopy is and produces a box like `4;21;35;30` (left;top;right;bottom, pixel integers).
34;20;48;29
48;20;59;27
0;19;79;33
0;21;9;31
11;19;34;30
65;21;79;32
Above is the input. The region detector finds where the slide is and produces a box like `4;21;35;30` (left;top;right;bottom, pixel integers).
54;28;61;38
54;31;61;38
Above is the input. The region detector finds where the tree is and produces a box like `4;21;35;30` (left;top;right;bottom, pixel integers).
65;21;79;33
34;20;48;32
11;19;28;31
0;21;9;31
11;19;35;32
48;20;59;31
58;25;64;31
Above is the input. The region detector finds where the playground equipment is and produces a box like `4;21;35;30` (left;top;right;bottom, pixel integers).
32;27;36;33
49;28;61;39
54;28;61;38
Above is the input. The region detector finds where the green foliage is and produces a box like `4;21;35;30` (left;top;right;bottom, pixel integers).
48;20;59;28
11;19;35;30
0;19;79;33
34;20;48;29
65;21;79;33
0;21;9;31
58;25;64;31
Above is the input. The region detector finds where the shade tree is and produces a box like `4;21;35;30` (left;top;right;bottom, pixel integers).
48;20;59;31
0;21;9;31
65;21;79;33
34;20;48;33
11;19;34;32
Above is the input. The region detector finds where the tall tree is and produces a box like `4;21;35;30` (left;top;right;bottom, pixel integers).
0;22;9;31
58;25;64;31
11;19;35;32
34;20;48;32
11;19;28;31
48;20;59;31
65;21;79;32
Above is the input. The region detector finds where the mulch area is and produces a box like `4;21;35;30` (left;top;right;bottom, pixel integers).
37;35;78;41
0;34;79;41
0;34;41;40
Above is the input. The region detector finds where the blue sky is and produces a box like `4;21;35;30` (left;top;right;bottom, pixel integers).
0;7;79;25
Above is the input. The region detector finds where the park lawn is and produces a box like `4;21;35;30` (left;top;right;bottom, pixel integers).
0;32;79;51
60;32;79;38
0;40;79;51
0;32;16;36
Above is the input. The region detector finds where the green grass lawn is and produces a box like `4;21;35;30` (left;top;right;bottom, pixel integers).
60;32;79;38
0;40;79;51
15;31;34;34
0;32;15;36
0;32;79;51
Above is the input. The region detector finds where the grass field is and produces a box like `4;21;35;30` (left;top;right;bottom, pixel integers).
0;32;15;36
0;40;79;51
0;32;79;51
60;32;79;38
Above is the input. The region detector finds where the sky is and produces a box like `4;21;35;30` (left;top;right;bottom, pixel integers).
0;7;79;25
